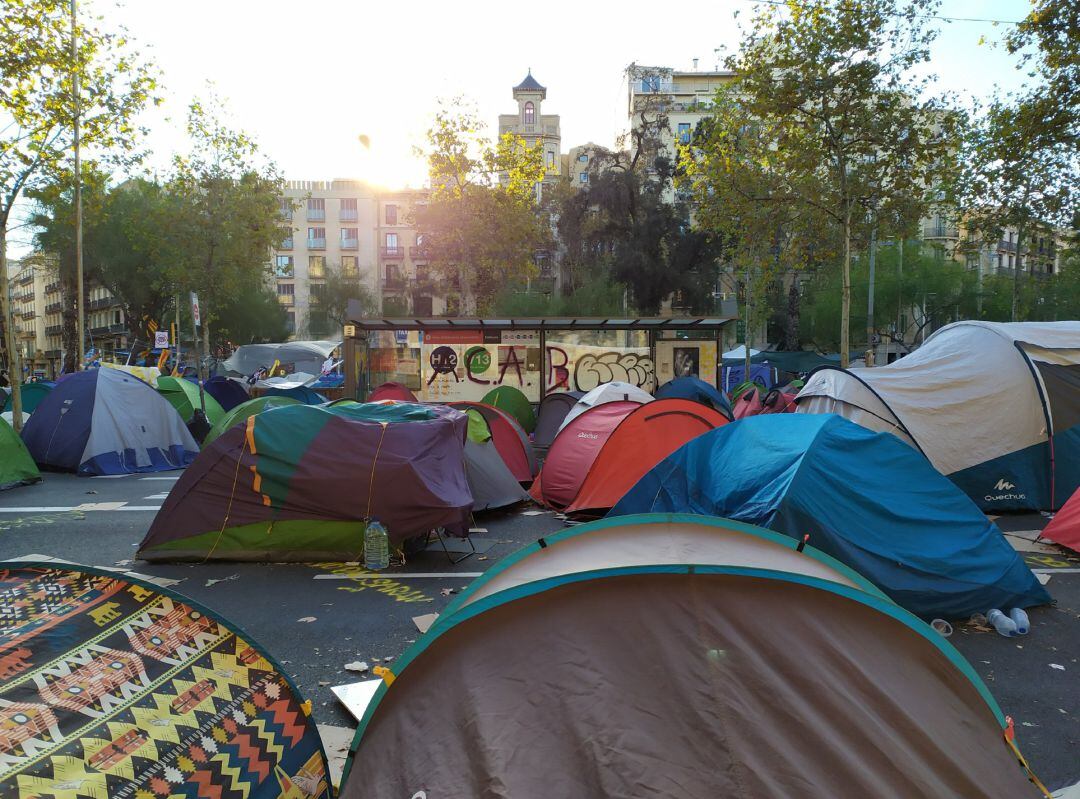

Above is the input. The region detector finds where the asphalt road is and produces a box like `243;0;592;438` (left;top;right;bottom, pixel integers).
1;472;1077;791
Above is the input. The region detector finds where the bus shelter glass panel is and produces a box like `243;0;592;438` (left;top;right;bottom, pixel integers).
545;330;654;394
420;329;542;403
367;331;422;392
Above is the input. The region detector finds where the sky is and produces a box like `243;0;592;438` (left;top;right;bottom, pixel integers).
108;0;1037;189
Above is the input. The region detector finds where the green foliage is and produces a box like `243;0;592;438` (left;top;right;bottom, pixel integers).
700;0;962;364
382;296;408;315
493;271;630;317
215;281;290;344
414;100;549;314
309;262;378;337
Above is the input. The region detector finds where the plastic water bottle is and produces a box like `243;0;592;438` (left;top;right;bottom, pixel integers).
364;519;389;571
1009;608;1030;635
987;609;1018;637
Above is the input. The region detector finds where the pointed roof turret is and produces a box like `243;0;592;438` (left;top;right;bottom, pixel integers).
513;69;546;98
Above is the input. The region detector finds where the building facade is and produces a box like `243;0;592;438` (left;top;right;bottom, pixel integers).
276;179;379;338
498;71;562;200
376;189;447;316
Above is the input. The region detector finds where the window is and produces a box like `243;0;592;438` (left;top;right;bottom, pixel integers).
341;256;359;277
341;227;358;249
285;311;295;331
310;282;326;299
386;233;398;250
114;310;121;325
385;204;397;225
277;283;295;296
308;227;326;248
279;227;293;249
307;198;325;221
386;264;401;282
523;101;534;125
577;153;588;162
309;255;326;278
678;123;691;144
275;255;294;277
546;151;555;169
340;197;358;222
579;172;588;184
641;76;661;92
279;198;293;220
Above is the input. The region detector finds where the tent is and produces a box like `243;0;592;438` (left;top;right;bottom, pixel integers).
157;376;226;426
2;382;53;413
732;386;763;418
721;362;777;392
263;384;328;405
797;321;1080;511
138;402;473;561
101;362;161;386
610;414;1049;619
21;368;198;476
202;374;250;410
224;339;340;377
337;514;1045;799
204;395;302;445
0;416;40;490
0;562;332;799
530;401;640;509
480;385;536;433
532;391;582;450
760;388;797;414
1042;487;1080;553
558;381;652;432
562;399;729;515
721;345;761;359
447;401;537;483
462;409;530;510
654;375;732;418
369;381;417;402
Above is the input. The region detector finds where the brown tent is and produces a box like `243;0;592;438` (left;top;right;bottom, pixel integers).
339;514;1046;799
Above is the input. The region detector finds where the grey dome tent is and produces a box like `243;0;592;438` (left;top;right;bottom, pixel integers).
461;408;530;511
338;514;1046;799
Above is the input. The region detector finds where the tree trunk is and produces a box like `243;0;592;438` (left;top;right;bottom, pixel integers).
783;276;801;351
60;246;80;374
0;223;23;431
1011;220;1025;322
202;319;210;379
840;207;852;368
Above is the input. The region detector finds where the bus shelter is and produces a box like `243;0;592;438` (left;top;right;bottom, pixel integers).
341;311;737;403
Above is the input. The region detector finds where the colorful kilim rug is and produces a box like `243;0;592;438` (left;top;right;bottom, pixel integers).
0;565;331;799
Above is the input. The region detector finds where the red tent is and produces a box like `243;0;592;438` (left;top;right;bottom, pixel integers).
1043;487;1080;552
448;401;537;483
370;382;418;402
529;401;640;509
564;399;729;515
732;388;763;419
760;389;797;414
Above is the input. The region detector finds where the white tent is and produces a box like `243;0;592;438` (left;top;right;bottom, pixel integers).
224;340;340;378
722;345;762;359
797;321;1080;511
558;381;653;432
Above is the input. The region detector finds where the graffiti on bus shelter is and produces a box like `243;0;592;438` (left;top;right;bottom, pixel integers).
546;346;656;393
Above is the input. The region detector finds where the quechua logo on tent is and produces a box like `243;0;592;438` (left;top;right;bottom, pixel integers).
986;478;1026;503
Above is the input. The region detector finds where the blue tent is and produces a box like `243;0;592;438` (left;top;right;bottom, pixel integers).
201;375;249;411
610;414;1050;619
655;376;732;419
263;385;327;404
721;363;776;392
21;368;198;475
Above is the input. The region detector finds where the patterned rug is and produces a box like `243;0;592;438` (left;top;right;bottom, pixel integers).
0;565;331;799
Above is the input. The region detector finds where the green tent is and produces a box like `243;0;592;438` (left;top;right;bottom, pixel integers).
2;382;53;414
204;395;301;445
0;417;41;490
481;385;536;433
157;376;225;425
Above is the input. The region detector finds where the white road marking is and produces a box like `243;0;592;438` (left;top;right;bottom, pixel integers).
0;505;162;513
1032;567;1080;574
140;476;180;481
144;493;170;500
314;572;483;580
90;474;133;479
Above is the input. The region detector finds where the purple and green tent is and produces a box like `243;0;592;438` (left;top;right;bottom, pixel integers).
138;402;473;561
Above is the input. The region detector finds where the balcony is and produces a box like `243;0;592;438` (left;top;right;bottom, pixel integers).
89;297;112;310
45;282;59;294
46;325;61;335
20;310;34;320
380;246;405;258
383;276;406;291
109;323;126;334
90;325;110;336
339;209;358;222
17;272;34;286
45;349;60;358
999;240;1018;253
278;294;295;306
340;237;359;250
922;224;958;239
280;237;293;250
45;302;61;313
279;207;294;221
307;237;326;250
307;208;326;222
410;246;430;260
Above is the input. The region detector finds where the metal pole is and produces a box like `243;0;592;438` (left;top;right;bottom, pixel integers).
174;293;181;375
896;236;903;349
866;227;877;366
743;261;751;378
72;0;85;371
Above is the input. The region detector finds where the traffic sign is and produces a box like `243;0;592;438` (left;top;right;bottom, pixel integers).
154;331;169;349
190;292;201;328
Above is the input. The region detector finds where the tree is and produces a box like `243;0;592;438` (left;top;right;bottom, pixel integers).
165;93;287;370
414;101;548;314
493;269;629;317
214;279;290;345
710;0;961;366
0;0;157;424
309;261;378;337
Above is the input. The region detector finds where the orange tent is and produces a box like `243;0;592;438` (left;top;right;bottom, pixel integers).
1043;486;1080;552
560;399;729;515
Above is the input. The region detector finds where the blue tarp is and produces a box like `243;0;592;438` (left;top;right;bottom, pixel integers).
609;414;1050;619
264;385;328;405
721;363;777;392
20;368;198;476
655;376;732;419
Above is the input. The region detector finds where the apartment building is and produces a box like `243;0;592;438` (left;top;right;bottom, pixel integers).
276;179;379;338
376;189;450;316
498;71;562;200
8;257;48;378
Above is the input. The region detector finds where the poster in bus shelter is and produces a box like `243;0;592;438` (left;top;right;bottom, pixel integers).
420;331;542;403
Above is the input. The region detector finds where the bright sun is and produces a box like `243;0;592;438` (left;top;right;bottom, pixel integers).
355;133;429;191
